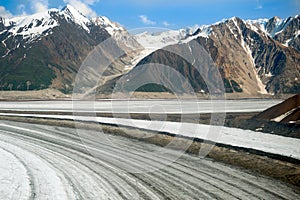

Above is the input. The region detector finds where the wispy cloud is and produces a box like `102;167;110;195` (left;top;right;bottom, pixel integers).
63;0;98;18
294;0;300;11
162;21;170;27
17;4;27;16
123;0;209;6
31;0;49;13
255;5;263;10
0;6;13;18
82;0;100;4
255;5;264;10
139;15;156;25
255;0;263;10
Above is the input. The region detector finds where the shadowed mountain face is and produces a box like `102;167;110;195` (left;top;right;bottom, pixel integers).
271;16;300;52
255;94;300;123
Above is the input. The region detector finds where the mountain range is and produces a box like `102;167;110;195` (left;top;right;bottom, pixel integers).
116;15;300;96
0;5;299;97
0;5;141;93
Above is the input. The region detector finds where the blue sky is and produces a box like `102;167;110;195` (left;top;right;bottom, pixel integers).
0;0;299;29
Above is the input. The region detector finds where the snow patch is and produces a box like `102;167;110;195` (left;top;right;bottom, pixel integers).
271;107;299;122
230;18;268;94
123;49;153;70
265;71;273;77
91;16;125;36
135;30;183;50
245;17;292;38
183;26;211;43
8;11;59;37
282;30;300;46
135;26;211;51
242;35;268;94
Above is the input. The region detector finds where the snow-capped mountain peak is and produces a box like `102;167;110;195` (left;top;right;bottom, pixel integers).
0;4;143;63
60;4;90;32
0;17;13;27
59;5;128;35
91;16;125;36
135;15;299;51
253;16;285;37
246;15;299;38
0;5;92;40
0;5;132;46
0;9;59;45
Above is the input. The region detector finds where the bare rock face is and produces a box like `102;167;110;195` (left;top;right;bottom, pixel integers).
238;17;299;94
273;16;300;51
195;18;268;95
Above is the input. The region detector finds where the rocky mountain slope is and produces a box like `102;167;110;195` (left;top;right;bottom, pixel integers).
0;5;141;93
124;16;299;96
226;94;300;138
255;94;300;123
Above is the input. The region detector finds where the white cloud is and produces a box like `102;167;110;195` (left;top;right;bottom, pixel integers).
162;21;170;27
64;0;98;18
31;0;49;13
139;15;156;25
0;6;13;18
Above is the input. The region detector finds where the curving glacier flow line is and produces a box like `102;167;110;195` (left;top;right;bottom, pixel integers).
0;120;299;199
0;112;299;160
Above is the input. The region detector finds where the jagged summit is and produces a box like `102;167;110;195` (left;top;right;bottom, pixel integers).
132;15;299;95
135;15;300;53
61;4;81;13
0;4;128;41
60;4;91;31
